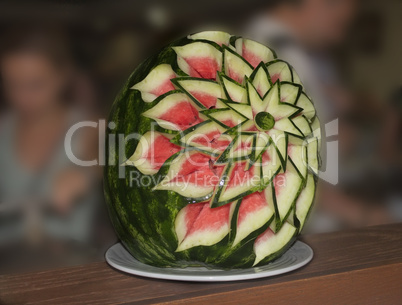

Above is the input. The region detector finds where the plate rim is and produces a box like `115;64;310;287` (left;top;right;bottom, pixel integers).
105;241;313;282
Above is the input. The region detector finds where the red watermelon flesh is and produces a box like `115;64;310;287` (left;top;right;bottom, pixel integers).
185;57;219;80
262;150;271;164
271;74;280;84
158;100;203;129
227;67;245;85
146;134;182;169
176;201;231;251
183;202;205;234
256;86;265;98
242;44;262;68
254;227;275;246
227;162;256;190
185;64;202;78
175;152;211;176
232;191;273;246
172;168;221;187
236;139;252;151
150;78;176;97
171;152;224;187
192;130;231;152
190;202;231;232
237;192;267;225
131;132;183;175
221;119;239;128
190;91;218;108
244;124;259;132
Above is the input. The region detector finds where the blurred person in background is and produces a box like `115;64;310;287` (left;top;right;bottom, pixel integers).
0;25;113;272
244;0;400;231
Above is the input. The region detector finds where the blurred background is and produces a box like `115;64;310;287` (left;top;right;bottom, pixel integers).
0;0;400;273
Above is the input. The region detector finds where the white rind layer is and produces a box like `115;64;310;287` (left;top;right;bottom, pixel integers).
131;64;176;102
253;222;296;266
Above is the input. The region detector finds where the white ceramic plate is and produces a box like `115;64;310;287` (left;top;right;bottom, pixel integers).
105;241;313;282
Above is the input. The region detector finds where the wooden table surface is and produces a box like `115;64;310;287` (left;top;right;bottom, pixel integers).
1;223;401;305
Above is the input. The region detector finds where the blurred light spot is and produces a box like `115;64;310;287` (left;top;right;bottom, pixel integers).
147;5;170;29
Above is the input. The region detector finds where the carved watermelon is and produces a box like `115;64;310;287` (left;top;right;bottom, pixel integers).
104;31;321;268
